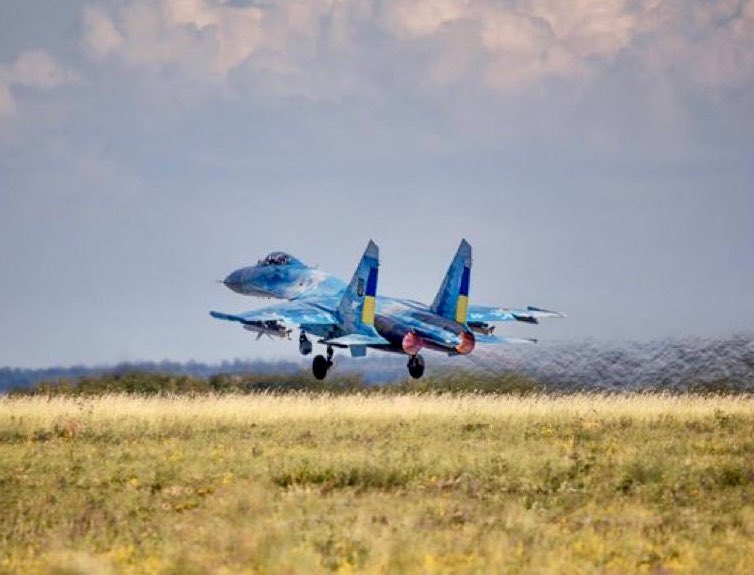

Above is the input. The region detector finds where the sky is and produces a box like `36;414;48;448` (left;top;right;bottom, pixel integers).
0;0;752;368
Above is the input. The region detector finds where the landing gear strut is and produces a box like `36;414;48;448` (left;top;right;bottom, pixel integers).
299;332;313;356
407;354;425;379
312;346;334;380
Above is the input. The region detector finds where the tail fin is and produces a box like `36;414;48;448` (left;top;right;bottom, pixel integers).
431;239;473;324
338;240;381;334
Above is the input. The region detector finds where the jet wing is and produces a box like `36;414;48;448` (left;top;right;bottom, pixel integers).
467;305;566;325
210;301;337;330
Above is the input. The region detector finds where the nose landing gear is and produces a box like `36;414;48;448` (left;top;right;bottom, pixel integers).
407;354;425;379
312;345;334;380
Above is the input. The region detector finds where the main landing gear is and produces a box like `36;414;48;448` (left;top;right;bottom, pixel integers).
407;354;425;379
299;331;313;356
302;331;332;380
312;345;334;380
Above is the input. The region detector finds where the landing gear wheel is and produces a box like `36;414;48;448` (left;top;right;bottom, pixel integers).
313;355;329;380
313;346;335;380
407;354;425;379
299;332;313;356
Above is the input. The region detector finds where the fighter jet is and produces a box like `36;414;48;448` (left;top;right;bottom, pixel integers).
211;240;565;380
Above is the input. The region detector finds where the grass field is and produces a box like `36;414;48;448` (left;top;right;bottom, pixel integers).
2;393;754;574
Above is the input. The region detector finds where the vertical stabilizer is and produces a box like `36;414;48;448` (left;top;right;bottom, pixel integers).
338;240;381;334
431;239;473;324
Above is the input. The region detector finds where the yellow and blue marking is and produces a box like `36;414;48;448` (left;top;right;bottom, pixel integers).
455;266;471;324
362;266;379;326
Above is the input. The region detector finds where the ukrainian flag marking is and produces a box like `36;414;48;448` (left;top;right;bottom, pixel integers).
455;266;471;324
455;295;469;324
362;296;376;326
362;266;379;326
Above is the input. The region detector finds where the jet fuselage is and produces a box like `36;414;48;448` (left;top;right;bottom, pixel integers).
223;260;475;356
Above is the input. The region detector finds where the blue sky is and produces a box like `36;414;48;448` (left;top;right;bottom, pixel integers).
1;0;752;367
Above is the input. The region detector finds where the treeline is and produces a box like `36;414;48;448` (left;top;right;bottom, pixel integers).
8;370;544;397
0;335;754;393
4;335;752;395
0;359;304;393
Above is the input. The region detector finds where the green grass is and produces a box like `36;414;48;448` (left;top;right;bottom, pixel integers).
2;394;754;574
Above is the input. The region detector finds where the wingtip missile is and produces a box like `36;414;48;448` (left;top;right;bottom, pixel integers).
527;306;567;319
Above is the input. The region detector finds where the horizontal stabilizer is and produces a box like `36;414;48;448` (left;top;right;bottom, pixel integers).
476;334;538;345
210;311;246;323
323;334;389;347
467;305;566;324
527;306;567;319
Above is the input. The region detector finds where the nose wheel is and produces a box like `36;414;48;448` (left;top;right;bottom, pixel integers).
407;354;425;379
312;346;334;380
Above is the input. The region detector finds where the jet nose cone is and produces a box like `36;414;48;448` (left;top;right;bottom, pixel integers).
223;270;245;293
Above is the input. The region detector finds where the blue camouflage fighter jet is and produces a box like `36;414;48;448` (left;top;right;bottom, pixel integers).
211;240;565;380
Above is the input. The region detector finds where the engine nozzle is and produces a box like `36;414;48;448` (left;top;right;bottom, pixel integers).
455;331;476;355
402;331;424;355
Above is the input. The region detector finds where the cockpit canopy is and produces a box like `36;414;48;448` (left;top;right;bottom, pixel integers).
258;252;299;267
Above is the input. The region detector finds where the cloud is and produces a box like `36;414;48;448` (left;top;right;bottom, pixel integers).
0;49;78;119
384;0;639;88
82;5;124;56
386;0;754;94
0;83;15;118
384;0;467;37
74;0;754;107
650;0;754;93
8;49;78;89
82;0;263;81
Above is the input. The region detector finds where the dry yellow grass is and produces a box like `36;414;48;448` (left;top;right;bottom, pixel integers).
2;393;754;574
5;392;754;426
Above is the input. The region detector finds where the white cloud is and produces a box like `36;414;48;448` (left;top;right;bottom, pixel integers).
0;83;15;118
384;0;467;37
9;49;78;89
0;49;77;120
73;0;754;105
82;0;263;80
82;5;124;56
391;0;754;94
383;0;640;90
636;0;754;92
